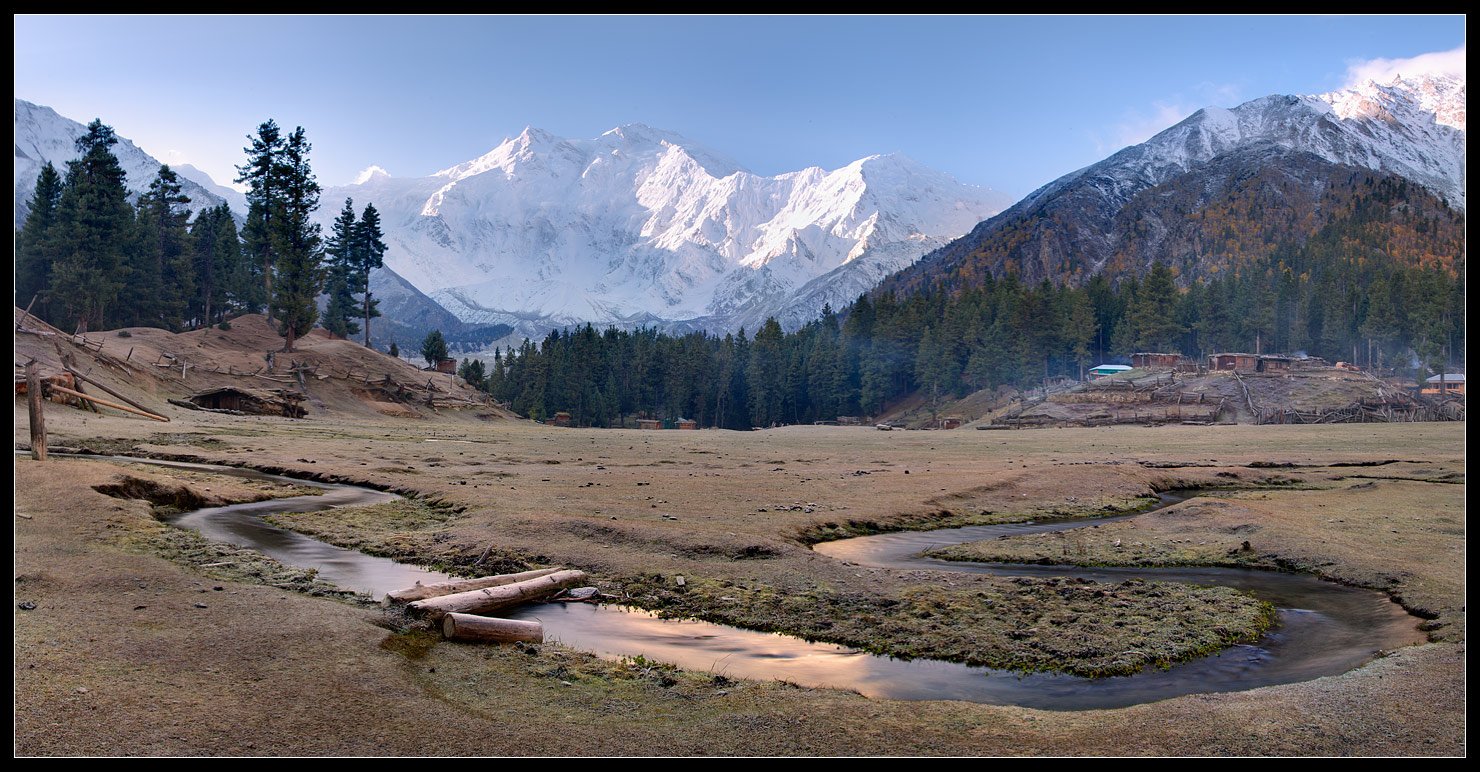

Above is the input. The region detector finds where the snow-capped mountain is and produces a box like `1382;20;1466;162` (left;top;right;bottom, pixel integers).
14;99;231;223
882;73;1466;293
13;98;492;350
173;163;249;215
319;124;1011;339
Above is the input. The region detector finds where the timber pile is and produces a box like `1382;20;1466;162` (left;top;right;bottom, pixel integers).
384;568;592;644
998;369;1225;429
1258;395;1464;425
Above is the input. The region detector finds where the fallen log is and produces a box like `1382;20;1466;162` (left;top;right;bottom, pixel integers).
408;569;588;620
72;380;102;413
46;384;170;422
383;567;563;605
441;613;544;644
64;367;158;416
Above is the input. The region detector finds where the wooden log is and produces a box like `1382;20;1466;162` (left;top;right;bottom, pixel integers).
64;367;159;417
47;384;170;422
71;379;102;413
17;293;39;330
383;567;563;606
408;569;588;620
441;613;544;644
26;362;46;461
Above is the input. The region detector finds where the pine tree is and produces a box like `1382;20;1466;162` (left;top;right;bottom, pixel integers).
1065;289;1098;379
50;120;134;333
457;357;485;384
269;127;324;352
131;165;194;330
388;341;400;359
189;204;243;327
748;318;785;426
235;120;284;318
1131;262;1181;351
353;203;387;346
421;329;448;367
322;199;361;339
16;162;63;321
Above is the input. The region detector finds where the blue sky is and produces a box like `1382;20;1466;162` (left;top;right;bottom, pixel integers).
13;15;1465;198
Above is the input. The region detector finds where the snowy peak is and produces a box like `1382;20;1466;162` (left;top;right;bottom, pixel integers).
1053;72;1466;211
14;98;231;223
1320;72;1465;132
882;72;1466;299
352;165;392;185
322;124;1013;340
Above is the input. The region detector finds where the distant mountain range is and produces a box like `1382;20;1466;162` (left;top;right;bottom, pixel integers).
13;98;506;352
881;73;1465;295
317;124;1011;342
16;72;1464;352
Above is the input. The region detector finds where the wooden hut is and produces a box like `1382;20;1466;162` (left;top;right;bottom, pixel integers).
187;386;306;418
1209;353;1259;372
1257;355;1293;373
1131;352;1183;369
676;418;698;430
636;419;661;430
1422;374;1465;396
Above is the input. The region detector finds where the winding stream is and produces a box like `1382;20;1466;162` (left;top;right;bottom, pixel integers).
76;454;1423;710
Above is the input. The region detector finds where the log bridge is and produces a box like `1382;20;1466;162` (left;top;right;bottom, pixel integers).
383;568;591;644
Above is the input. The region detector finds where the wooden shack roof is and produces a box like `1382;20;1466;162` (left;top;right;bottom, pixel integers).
189;386;288;402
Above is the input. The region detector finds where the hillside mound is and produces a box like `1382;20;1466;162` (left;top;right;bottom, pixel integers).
14;310;515;423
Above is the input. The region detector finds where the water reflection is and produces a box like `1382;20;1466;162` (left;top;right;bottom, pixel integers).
66;455;1422;709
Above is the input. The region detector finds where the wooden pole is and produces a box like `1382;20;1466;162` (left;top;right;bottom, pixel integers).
441;613;544;644
71;379;101;413
26;362;46;461
17;294;39;329
63;367;158;417
384;567;563;606
408;569;588;620
47;384;170;422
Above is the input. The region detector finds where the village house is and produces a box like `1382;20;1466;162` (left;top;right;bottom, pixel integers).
1131;352;1184;369
1209;353;1259;372
1210;353;1294;373
1421;373;1465;396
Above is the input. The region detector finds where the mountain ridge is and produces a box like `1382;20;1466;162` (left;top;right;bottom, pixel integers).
879;73;1465;296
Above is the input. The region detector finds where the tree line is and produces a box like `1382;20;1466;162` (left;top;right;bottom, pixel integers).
477;180;1463;428
15;118;386;353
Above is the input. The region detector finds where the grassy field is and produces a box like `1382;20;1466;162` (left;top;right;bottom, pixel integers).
13;403;1466;755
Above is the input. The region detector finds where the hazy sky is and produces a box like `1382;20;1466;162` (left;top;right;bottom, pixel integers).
13;15;1466;198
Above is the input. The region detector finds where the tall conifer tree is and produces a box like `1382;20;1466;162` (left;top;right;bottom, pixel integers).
132;165;194;330
270;127;324;352
50;120;133;333
16;162;63;322
235;120;284;317
353;203;387;347
322;199;360;339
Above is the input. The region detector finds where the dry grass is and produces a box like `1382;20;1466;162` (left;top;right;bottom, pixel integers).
12;398;1466;755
